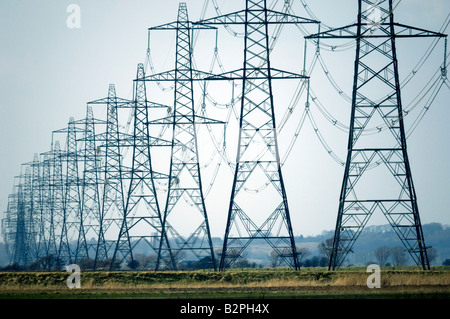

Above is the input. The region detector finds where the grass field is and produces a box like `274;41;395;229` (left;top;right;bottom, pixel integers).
0;266;449;299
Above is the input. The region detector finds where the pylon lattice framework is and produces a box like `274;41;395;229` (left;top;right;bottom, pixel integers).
109;63;172;269
196;0;318;270
87;84;128;269
144;3;221;270
55;118;84;265
306;0;447;270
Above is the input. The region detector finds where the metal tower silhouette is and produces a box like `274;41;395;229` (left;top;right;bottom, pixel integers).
307;0;447;270
197;0;318;270
144;3;220;270
55;117;84;265
110;63;171;269
10;167;31;266
30;154;43;261
3;190;19;263
77;106;104;261
39;148;57;263
8;158;41;266
43;139;65;264
88;84;129;269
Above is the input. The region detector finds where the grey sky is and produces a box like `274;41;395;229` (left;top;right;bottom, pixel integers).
0;0;449;239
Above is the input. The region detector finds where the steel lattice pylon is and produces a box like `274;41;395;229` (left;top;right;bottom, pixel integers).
77;106;104;261
3;192;18;263
30;154;43;261
55;118;84;265
197;0;318;270
11;167;30;266
145;3;220;270
39;149;56;263
307;0;447;270
49;140;64;264
110;64;171;269
88;84;129;269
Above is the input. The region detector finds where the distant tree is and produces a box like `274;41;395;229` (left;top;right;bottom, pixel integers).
270;247;303;268
304;256;317;267
374;246;391;266
296;247;311;266
390;246;407;266
127;259;140;270
77;257;95;270
192;256;216;270
27;254;59;271
102;258;121;270
426;247;439;265
233;257;251;268
303;258;311;267
318;256;328;267
225;249;251;269
312;256;320;267
318;238;334;260
134;254;157;270
1;263;25;271
443;259;450;266
173;251;187;270
270;250;281;268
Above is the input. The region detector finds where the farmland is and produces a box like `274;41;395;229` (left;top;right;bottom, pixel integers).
0;267;449;299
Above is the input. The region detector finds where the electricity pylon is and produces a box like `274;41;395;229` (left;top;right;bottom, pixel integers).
46;139;65;264
306;0;447;270
11;168;30;266
54;117;84;265
88;84;130;269
76;106;105;261
27;154;41;261
110;63;171;269
2;192;18;262
39;149;56;262
197;0;318;270
144;3;221;270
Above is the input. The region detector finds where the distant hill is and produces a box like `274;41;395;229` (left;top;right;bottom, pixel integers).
233;222;450;267
0;223;448;268
292;222;450;267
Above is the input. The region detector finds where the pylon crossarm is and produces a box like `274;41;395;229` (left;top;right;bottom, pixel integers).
307;23;446;40
149;21;216;31
142;69;217;82
195;9;318;26
204;68;308;80
87;96;132;105
148;115;224;125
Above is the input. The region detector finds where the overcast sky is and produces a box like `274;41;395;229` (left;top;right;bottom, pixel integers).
0;0;449;240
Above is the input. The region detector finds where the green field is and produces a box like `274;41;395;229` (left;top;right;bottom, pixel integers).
0;267;449;299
